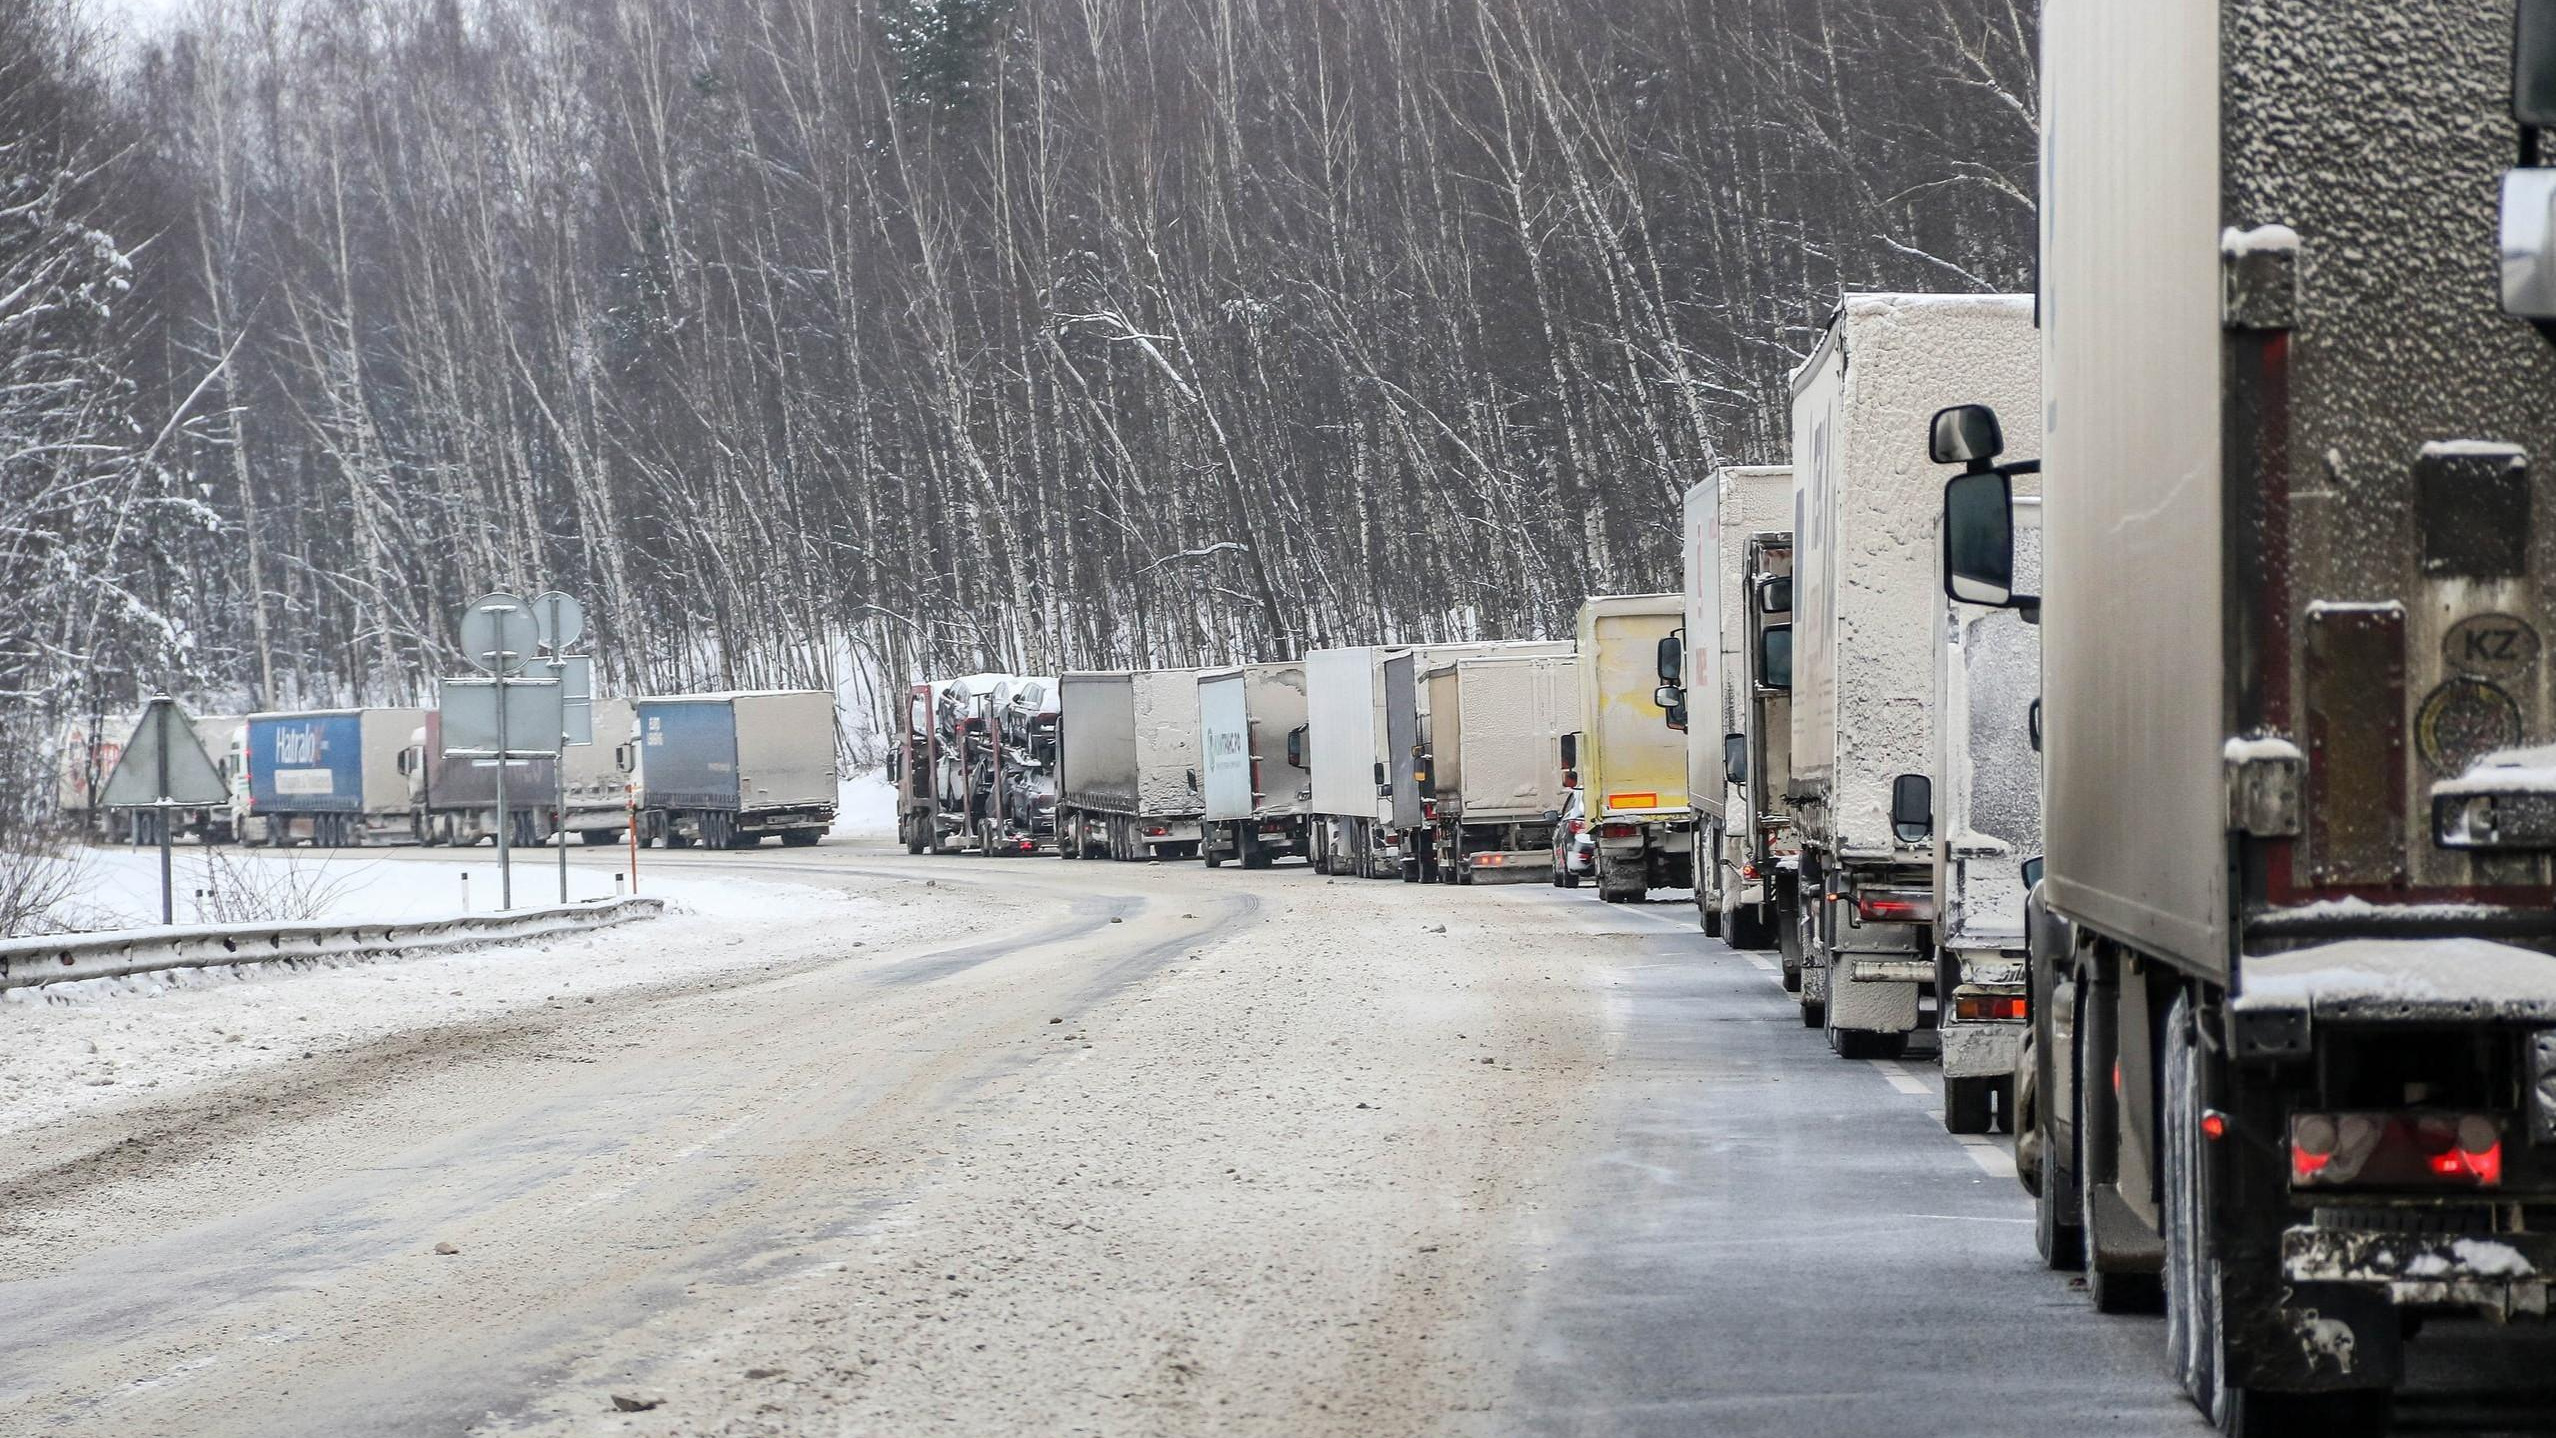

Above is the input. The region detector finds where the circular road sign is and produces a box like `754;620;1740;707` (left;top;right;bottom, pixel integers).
459;593;539;675
531;590;585;653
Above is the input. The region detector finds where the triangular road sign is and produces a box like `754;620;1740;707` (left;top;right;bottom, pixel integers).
101;698;229;808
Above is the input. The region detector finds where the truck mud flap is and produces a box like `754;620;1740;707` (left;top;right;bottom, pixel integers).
1464;851;1552;885
2223;1274;2405;1392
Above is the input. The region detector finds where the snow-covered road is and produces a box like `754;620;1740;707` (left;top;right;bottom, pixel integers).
2;843;2547;1436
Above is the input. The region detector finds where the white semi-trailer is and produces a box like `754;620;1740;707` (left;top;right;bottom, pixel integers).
1057;669;1208;861
1929;505;2042;1134
1307;641;1570;879
1417;652;1579;883
1197;662;1310;867
1788;293;2038;1056
1940;2;2556;1423
1679;465;1794;947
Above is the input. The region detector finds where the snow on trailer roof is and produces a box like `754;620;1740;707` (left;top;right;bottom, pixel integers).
1788;291;2036;398
2237;937;2556;1022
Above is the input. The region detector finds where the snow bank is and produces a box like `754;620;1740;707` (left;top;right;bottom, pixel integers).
834;770;899;837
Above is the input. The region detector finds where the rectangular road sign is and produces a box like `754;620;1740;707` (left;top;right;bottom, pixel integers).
440;676;564;757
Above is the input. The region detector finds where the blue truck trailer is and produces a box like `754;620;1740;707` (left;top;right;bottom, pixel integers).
240;707;427;847
634;691;838;849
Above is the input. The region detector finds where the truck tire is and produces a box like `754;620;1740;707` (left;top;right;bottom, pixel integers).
1203;824;1226;868
1777;891;1803;991
904;815;927;855
1944;1075;1994;1134
582;829;618;846
2036;1139;2083;1271
1701;900;1723;937
1800;1000;1824;1029
782;828;820;847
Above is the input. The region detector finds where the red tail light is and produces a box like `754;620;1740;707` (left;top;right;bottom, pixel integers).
1597;821;1639;840
1854;890;1936;923
2289;1112;2504;1189
1145;826;1168;837
1951;994;2028;1022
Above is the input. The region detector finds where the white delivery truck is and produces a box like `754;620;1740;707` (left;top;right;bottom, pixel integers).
1418;652;1580;883
1930;505;2042;1134
1678;465;1795;947
1788;293;2038;1057
1197;662;1310;868
1572;595;1690;902
1939;3;2556;1420
1308;641;1571;878
1057;669;1208;861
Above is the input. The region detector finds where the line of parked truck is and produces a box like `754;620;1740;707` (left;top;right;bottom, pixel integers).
59;690;841;852
52;4;2556;1426
900;5;2556;1428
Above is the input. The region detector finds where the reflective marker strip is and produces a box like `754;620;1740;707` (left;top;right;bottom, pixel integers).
1606;793;1659;810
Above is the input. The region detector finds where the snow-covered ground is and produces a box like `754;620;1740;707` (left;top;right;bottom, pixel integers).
833;768;897;837
2;851;991;1137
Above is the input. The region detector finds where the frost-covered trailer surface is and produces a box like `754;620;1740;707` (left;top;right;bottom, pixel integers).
1788;293;2039;1051
1308;641;1568;878
1197;662;1310;868
1685;465;1793;945
405;710;555;847
1931;507;2043;1131
244;708;427;847
1057;670;1207;861
1422;653;1578;883
2015;0;2556;1419
635;691;836;849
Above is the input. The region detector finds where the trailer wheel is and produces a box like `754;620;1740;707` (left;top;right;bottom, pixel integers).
2036;1135;2083;1271
1799;1000;1824;1029
1944;1075;1994;1135
1203;824;1226;868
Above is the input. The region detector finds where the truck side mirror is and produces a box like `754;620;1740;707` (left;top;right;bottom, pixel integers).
1373;760;1387;787
1929;403;2005;466
1723;733;1747;784
1943;469;2021;607
886;749;903;782
614;743;634;774
2029;697;2044;754
1656;633;1682;685
1891;773;1933;844
1757;576;1792;615
1757;624;1793;691
2022;854;2045;890
1654;688;1688;732
2501;167;2556;322
1186;768;1199;791
1559;733;1579;769
1286;726;1306;770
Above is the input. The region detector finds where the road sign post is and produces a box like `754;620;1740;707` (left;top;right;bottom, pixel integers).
533;594;590;907
458;593;539;909
100;697;229;925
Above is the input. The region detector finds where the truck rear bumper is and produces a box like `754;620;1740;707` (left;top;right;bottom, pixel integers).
1829;958;1919;1034
1940;1021;2024;1079
2283;1228;2554;1318
1465;850;1552;883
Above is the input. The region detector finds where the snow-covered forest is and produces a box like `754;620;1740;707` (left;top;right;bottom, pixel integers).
2;0;2035;817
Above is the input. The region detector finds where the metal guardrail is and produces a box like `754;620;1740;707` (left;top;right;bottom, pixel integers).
0;896;665;992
